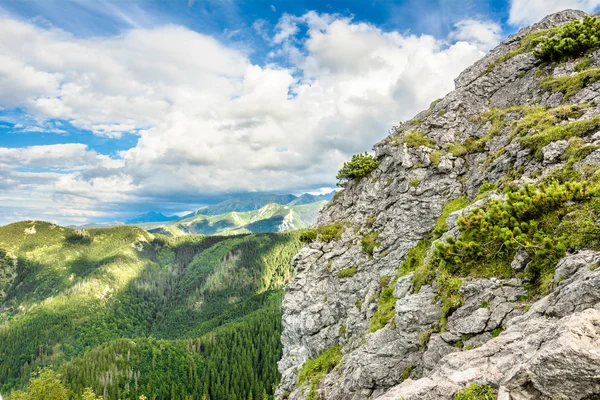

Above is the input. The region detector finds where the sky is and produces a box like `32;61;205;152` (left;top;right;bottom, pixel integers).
1;0;600;226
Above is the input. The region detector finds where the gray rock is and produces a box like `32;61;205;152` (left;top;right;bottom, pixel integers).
511;249;530;272
542;140;569;165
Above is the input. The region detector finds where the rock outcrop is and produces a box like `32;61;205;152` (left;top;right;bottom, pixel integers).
278;9;600;400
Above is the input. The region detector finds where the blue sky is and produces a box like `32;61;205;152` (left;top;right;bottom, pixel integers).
1;0;599;225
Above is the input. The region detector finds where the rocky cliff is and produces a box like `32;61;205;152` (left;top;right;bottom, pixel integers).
277;10;600;400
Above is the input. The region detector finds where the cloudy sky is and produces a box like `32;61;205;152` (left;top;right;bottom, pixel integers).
1;0;599;225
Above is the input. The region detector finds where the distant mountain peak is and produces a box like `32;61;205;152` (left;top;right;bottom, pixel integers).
126;211;179;225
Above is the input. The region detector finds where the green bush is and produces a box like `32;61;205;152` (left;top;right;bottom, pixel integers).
300;230;318;243
434;182;595;293
336;153;380;186
338;267;358;279
534;16;600;62
453;383;496;400
403;131;436;148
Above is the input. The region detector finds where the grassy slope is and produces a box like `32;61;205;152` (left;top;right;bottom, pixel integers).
0;221;301;399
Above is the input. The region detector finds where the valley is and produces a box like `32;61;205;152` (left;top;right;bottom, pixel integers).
0;221;301;399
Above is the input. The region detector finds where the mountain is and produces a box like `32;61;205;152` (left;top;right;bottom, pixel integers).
0;220;301;399
67;221;124;229
191;194;298;216
125;211;179;224
181;192;336;218
286;192;336;206
278;10;600;400
144;201;328;237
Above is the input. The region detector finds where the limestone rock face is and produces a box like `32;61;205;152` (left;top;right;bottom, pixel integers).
277;10;600;400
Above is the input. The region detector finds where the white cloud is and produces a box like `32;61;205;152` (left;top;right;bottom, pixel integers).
508;0;600;26
0;12;494;224
449;19;502;51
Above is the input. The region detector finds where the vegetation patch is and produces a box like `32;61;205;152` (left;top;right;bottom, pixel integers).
338;266;358;279
410;178;420;187
453;383;496;400
317;223;345;242
539;68;600;101
518;117;600;158
368;285;396;332
402;131;436;148
435;182;597;295
297;346;343;399
336;153;380;187
432;197;468;238
300;230;318;243
430;150;444;165
361;232;381;256
534;16;600;62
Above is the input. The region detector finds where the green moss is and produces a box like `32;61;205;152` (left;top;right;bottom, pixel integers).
400;366;414;381
453;383;496;400
491;327;504;337
361;232;381;256
317;223;345;242
430;150;444;165
437;269;463;328
475;181;498;200
429;98;442;109
368;285;396;332
338;266;358;279
417;328;438;347
410;178;420;187
366;214;377;229
432;197;468;238
575;57;591;72
403;131;436;148
445;143;468;157
379;275;391;288
517;71;526;79
355;299;363;310
518;117;600;158
540;68;600;100
297;346;343;396
338;325;347;338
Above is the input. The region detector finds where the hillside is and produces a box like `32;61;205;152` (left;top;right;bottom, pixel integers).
278;10;600;400
0;221;301;399
144;201;327;237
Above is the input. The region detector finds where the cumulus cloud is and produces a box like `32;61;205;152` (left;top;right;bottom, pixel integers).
508;0;600;26
0;12;496;224
449;19;502;51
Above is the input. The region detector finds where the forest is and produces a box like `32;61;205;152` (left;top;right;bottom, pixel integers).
0;221;302;399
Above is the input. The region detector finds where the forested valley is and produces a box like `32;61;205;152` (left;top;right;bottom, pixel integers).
0;221;302;400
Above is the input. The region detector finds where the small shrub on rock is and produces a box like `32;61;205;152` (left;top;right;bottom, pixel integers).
336;153;379;187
